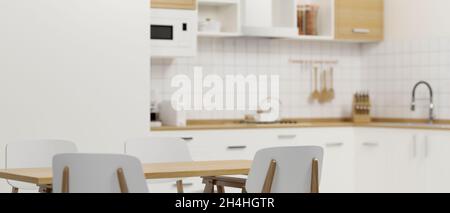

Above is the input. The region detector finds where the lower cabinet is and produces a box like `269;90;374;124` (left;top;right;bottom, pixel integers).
355;128;422;193
424;132;450;192
151;127;356;193
319;128;356;193
151;127;450;193
356;128;450;193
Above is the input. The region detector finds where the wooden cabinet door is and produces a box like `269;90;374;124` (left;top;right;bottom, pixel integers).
151;0;197;10
335;0;383;41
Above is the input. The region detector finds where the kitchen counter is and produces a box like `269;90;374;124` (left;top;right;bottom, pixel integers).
151;118;450;132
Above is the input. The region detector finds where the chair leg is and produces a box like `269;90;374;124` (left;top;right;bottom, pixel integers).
62;166;70;193
117;168;129;193
216;185;225;193
311;158;319;193
11;187;19;193
261;160;277;193
203;179;215;193
176;180;184;193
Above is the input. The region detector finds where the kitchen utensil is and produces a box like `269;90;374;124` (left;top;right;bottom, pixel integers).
328;67;335;100
308;65;315;103
311;67;321;101
319;70;328;103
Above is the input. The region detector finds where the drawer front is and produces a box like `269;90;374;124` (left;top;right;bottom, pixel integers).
335;0;383;41
147;178;204;193
189;139;254;161
151;0;197;10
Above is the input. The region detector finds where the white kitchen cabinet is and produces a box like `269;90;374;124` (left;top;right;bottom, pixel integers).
355;128;450;193
424;131;450;193
151;127;356;193
150;127;450;193
355;128;426;193
387;130;426;193
318;128;355;193
355;128;393;192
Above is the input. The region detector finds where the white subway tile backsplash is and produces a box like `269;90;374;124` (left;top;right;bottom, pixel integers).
151;36;450;121
152;38;361;120
362;37;450;120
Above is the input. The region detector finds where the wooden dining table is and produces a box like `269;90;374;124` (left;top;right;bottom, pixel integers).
0;160;252;193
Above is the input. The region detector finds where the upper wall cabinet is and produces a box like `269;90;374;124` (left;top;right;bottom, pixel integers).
151;0;197;10
335;0;384;42
238;0;383;42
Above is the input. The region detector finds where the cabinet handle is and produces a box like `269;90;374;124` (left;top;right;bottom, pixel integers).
181;137;194;141
278;135;297;140
227;146;247;150
424;135;429;158
352;28;370;34
362;142;379;147
326;142;344;147
413;135;417;158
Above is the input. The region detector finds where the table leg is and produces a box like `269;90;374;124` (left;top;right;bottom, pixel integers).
11;187;19;193
38;185;52;193
203;178;215;193
217;185;225;193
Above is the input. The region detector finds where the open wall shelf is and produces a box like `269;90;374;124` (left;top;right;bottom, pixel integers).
197;0;241;37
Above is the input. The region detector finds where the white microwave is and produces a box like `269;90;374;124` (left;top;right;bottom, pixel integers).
150;9;197;58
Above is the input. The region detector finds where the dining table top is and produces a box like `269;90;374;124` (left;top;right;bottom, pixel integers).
0;160;253;186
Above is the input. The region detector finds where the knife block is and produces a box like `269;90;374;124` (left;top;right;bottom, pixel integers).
352;93;372;123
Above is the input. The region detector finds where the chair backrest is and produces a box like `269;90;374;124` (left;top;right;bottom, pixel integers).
246;146;324;193
5;139;77;190
124;137;192;163
53;153;148;193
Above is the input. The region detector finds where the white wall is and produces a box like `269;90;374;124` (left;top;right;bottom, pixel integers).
0;0;150;192
385;0;450;40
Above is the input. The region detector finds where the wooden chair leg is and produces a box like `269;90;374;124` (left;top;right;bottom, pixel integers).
176;180;184;193
217;185;225;193
203;178;215;193
62;166;70;193
11;187;19;193
311;158;319;193
261;160;277;193
117;168;129;193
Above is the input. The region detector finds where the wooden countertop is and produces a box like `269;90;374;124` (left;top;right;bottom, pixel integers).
151;118;450;132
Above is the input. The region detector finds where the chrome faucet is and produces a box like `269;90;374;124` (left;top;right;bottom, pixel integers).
411;81;434;123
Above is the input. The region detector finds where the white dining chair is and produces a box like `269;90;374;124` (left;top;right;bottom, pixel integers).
5;139;78;193
124;137;195;193
203;146;324;193
52;153;148;193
